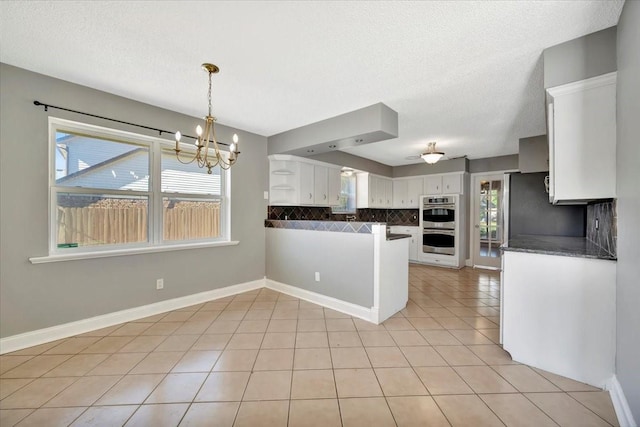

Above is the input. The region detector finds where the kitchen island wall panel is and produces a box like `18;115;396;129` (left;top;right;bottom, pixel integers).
266;228;375;308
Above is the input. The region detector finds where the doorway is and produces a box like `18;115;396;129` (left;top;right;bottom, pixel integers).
472;174;505;269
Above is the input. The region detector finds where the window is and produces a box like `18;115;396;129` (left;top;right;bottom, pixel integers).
332;173;356;214
50;118;228;253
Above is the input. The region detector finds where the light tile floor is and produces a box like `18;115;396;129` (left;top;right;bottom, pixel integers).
0;264;620;426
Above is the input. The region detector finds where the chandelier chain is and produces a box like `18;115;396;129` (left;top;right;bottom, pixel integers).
207;70;213;118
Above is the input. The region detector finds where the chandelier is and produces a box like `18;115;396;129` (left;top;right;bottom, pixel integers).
174;63;240;173
421;142;445;164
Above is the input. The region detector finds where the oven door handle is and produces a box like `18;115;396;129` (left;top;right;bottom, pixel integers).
423;204;456;209
423;229;455;236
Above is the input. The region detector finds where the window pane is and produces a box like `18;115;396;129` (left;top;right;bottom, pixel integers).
162;149;221;195
163;197;221;241
332;174;356;214
55;193;148;248
55;132;149;191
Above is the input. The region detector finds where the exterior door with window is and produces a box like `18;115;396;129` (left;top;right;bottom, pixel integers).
473;174;504;269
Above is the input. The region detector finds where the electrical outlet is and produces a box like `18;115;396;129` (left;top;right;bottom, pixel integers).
156;278;164;290
315;272;320;282
264;191;269;200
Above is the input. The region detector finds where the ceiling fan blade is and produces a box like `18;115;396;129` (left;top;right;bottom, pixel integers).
405;155;422;160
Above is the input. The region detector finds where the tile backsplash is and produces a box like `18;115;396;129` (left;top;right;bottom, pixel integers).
268;206;419;226
586;200;617;258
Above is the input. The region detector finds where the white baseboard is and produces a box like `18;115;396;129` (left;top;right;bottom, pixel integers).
0;279;265;355
606;375;638;427
265;279;376;323
465;258;473;267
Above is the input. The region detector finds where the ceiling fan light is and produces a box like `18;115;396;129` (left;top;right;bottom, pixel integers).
421;142;445;164
421;152;444;164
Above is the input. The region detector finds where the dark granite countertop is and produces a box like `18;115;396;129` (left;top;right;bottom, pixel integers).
387;233;411;241
502;235;616;261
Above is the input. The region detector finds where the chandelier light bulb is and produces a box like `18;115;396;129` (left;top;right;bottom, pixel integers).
196;125;203;137
233;133;239;144
175;131;181;142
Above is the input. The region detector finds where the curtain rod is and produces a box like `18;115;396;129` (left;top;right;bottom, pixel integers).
33;100;230;147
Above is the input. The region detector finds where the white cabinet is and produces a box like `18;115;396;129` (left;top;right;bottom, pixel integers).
328;168;341;206
393;180;408;208
502;250;615;387
356;173;393;209
268;155;341;206
393;178;423;208
299;162;315;205
547;72;616;204
407;178;423;208
442;174;462;194
390;226;420;262
383;178;393;208
269;159;299;205
424;173;463;195
424;175;442;194
313;165;328;205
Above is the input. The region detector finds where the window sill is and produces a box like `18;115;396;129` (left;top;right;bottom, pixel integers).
29;240;240;264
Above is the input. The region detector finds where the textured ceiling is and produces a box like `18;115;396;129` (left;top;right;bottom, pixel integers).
0;1;624;166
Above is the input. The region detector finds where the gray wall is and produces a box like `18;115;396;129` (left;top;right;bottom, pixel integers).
508;173;585;238
543;26;617;88
615;1;640;420
265;229;374;307
393;157;467;177
0;64;268;338
309;151;393;177
468;155;519;174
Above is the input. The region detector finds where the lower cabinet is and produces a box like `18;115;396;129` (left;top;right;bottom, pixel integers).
390;226;420;262
501;250;615;388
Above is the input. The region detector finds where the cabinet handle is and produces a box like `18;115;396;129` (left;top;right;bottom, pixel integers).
323;194;327;200
309;193;312;199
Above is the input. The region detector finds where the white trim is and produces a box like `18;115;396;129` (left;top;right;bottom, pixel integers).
606;375;638;427
265;278;376;323
29;240;240;264
0;279;264;355
546;71;617;97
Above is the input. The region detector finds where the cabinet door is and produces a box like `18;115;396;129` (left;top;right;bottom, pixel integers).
384;178;393;208
373;176;384;208
407;178;423;208
409;234;418;261
328;168;341;206
299;162;315;205
393;180;408;208
551;77;616;202
442;174;462;194
424;175;442;195
313;165;328;205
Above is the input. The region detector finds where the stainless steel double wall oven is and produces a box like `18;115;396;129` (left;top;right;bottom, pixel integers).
420;195;458;256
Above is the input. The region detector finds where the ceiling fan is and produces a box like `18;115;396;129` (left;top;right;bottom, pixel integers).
405;142;466;164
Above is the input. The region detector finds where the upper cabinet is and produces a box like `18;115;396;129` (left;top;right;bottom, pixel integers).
268;155;341;206
424;173;463;195
393;178;423;208
546;72;616;204
327;168;341;206
356;173;393;209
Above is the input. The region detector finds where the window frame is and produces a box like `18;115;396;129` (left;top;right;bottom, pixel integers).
47;117;230;256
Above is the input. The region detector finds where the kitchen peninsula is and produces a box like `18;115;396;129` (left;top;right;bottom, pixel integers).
265;220;409;324
501;235;616;388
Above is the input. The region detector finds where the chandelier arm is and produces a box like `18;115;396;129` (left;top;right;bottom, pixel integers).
175;150;199;165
